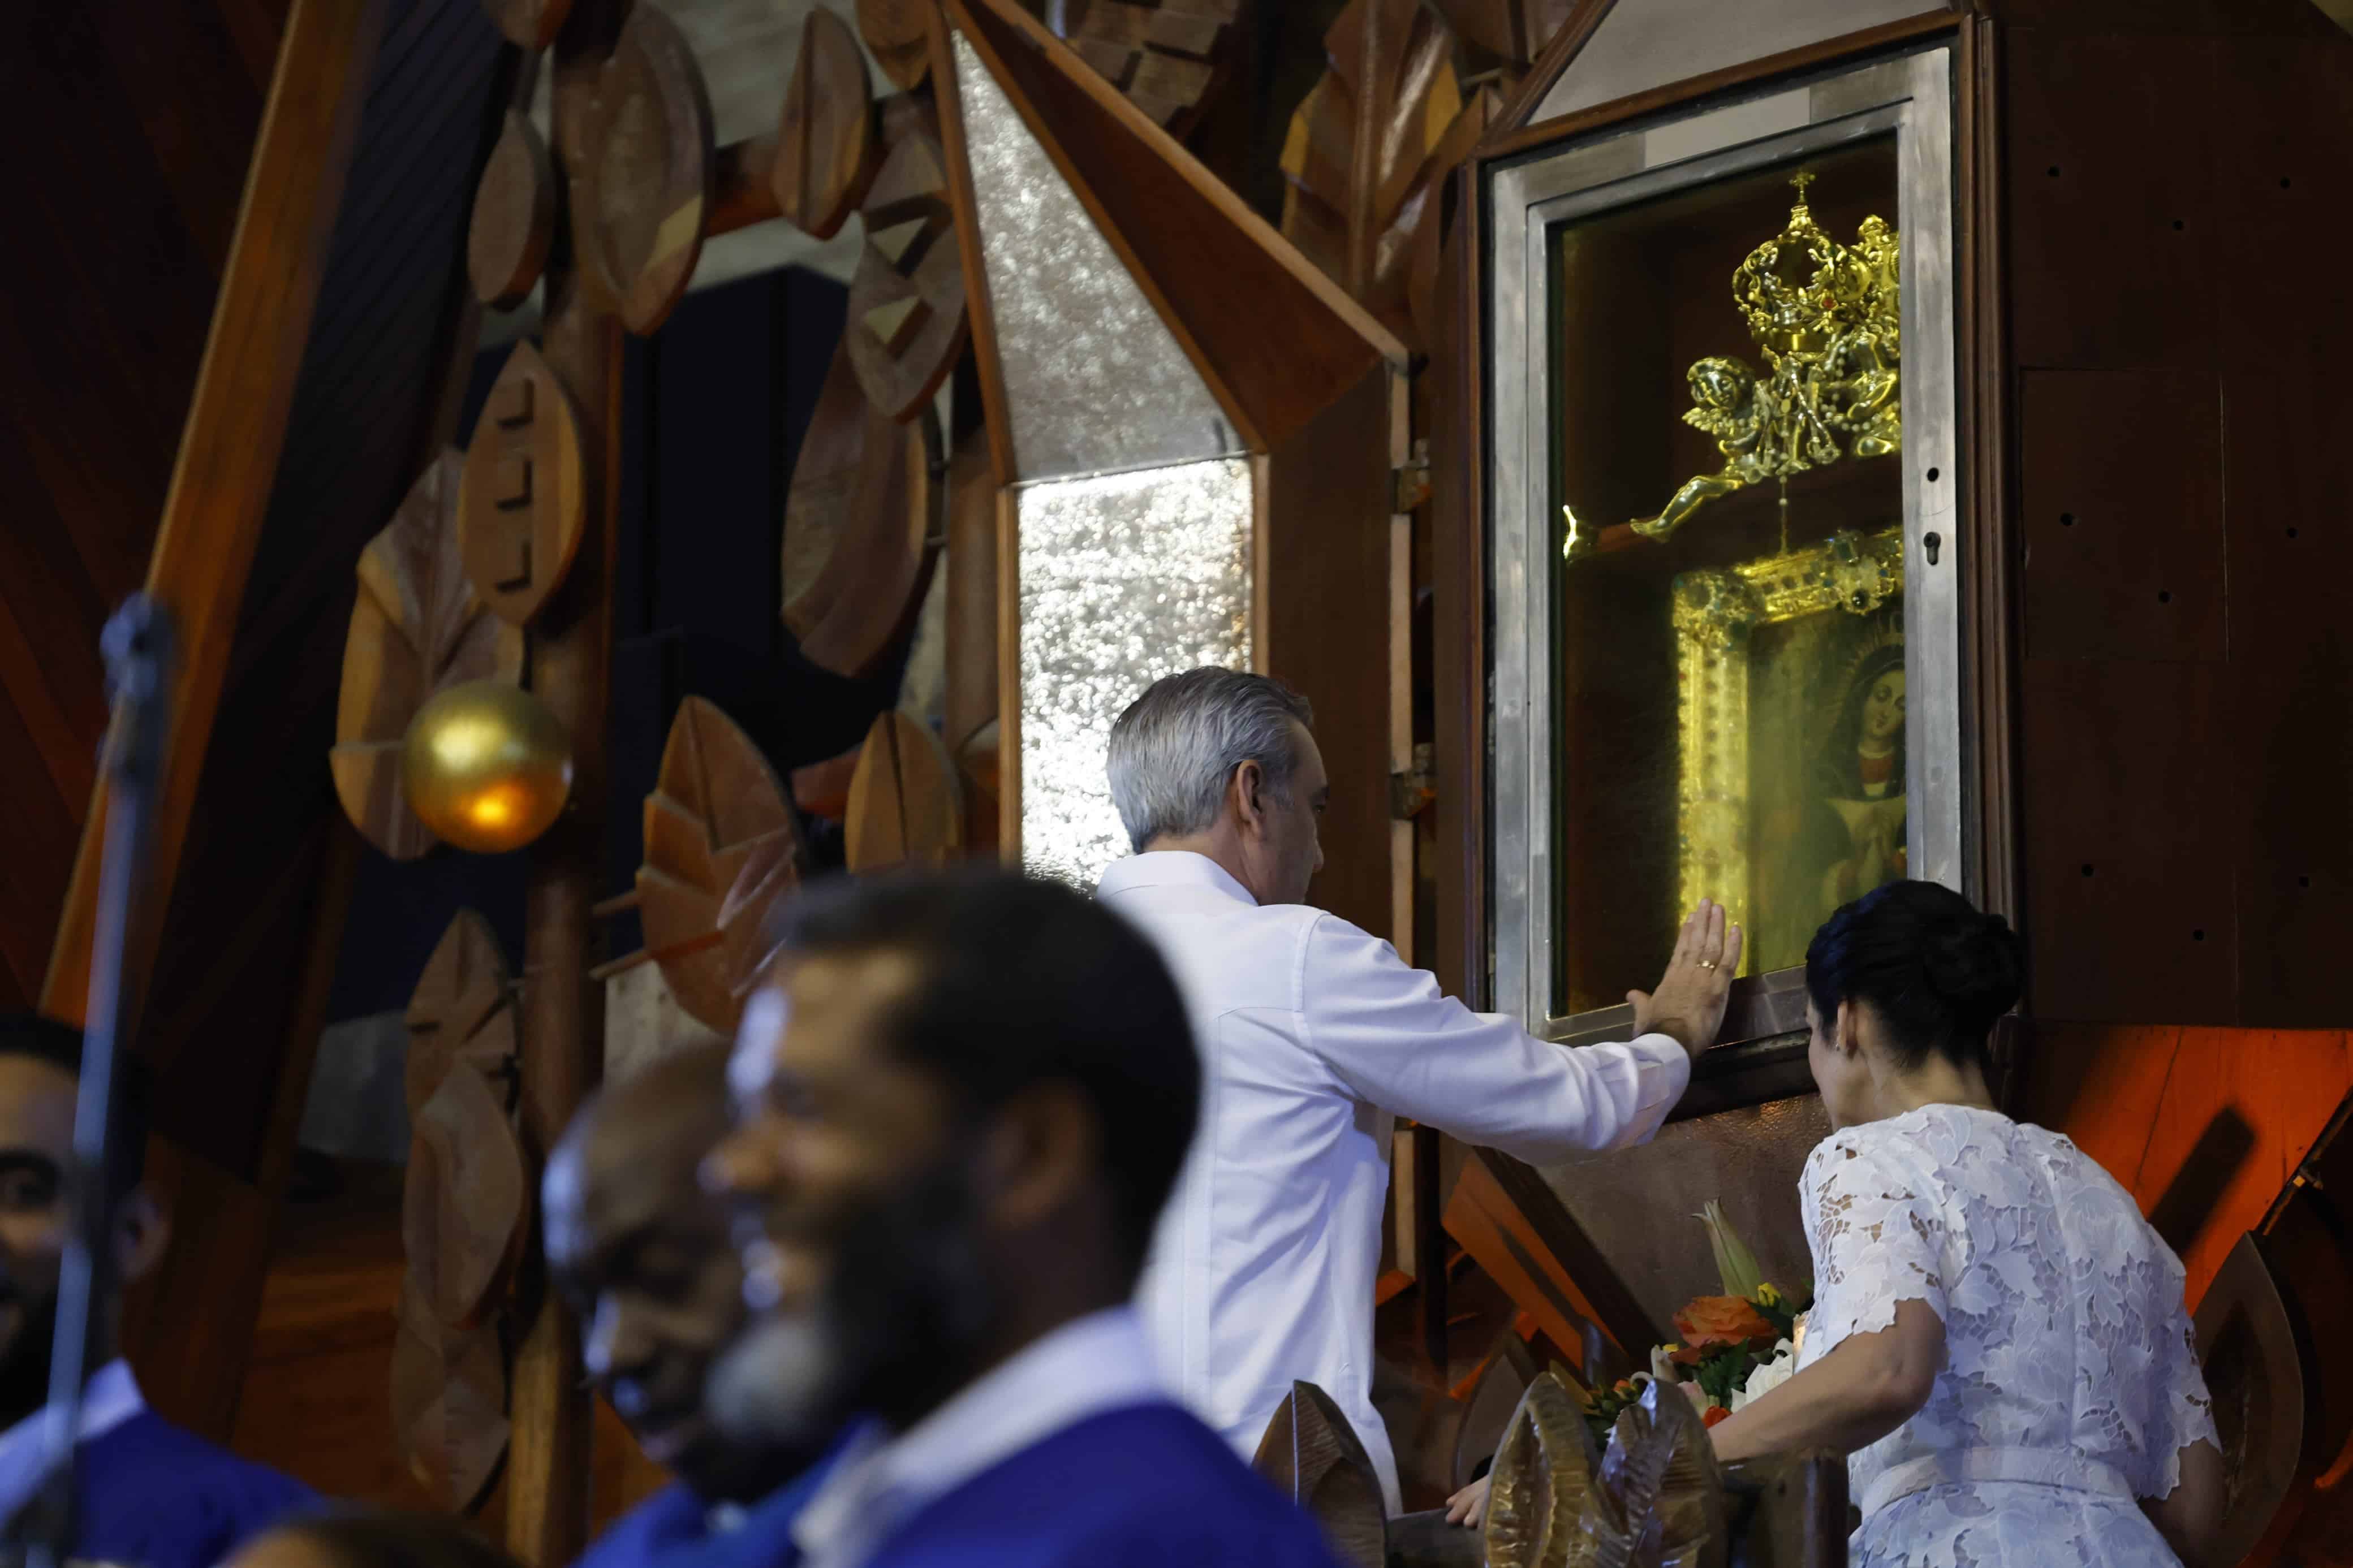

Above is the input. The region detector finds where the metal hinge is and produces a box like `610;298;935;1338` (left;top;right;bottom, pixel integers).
1392;440;1432;514
1389;742;1436;820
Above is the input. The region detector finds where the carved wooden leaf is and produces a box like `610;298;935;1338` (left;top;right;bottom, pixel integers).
331;450;522;860
845;129;970;423
458;339;589;628
573;2;716;334
783;334;944;680
390;1280;509;1512
1484;1372;1598;1568
1281;0;1459;338
1588;1381;1727;1568
469;109;558;310
1251;1380;1386;1568
774;7;880;240
404;909;518;1125
637;697;803;1035
1046;0;1250;139
403;1060;529;1332
858;0;932;91
1427;0;1575;82
845;711;963;873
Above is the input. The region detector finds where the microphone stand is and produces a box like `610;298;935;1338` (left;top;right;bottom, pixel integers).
5;598;174;1568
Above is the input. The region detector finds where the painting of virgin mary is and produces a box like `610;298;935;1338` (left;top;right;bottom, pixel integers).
1811;638;1908;909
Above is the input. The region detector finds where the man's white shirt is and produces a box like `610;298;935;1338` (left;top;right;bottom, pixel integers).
1097;851;1687;1513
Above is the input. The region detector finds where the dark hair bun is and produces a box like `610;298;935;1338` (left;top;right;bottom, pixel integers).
1804;881;2024;1075
1920;910;2023;1035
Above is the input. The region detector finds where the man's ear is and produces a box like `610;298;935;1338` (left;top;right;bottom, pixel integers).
1229;759;1267;835
111;1185;170;1285
976;1083;1097;1235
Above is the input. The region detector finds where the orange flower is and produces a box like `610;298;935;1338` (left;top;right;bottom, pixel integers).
1673;1294;1779;1350
1703;1404;1732;1428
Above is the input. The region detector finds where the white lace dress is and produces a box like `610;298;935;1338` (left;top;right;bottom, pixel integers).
1795;1104;2217;1567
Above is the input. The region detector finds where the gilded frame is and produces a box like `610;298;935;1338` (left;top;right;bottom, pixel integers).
1484;46;1960;1100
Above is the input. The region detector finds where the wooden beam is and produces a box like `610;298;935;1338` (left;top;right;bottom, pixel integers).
506;3;627;1557
40;0;389;1023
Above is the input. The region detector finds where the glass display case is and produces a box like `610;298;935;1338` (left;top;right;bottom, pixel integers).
1485;48;1959;1100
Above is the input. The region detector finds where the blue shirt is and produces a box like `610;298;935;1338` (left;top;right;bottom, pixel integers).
0;1362;310;1568
574;1433;850;1568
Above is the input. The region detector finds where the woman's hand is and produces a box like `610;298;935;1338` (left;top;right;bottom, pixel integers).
1445;1475;1490;1528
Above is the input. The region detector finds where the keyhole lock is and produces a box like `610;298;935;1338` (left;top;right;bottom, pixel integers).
1924;532;1942;565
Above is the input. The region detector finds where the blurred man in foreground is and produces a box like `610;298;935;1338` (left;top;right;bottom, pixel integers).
703;869;1347;1568
545;1042;839;1568
0;1013;310;1565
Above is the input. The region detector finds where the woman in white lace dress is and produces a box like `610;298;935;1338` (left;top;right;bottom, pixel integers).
1706;881;2224;1567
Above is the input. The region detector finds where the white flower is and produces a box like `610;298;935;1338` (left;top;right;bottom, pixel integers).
1729;1338;1798;1413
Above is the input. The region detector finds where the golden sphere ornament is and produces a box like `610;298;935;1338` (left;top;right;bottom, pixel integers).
401;680;574;853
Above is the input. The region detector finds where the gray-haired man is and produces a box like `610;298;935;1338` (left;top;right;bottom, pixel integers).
1096;667;1740;1513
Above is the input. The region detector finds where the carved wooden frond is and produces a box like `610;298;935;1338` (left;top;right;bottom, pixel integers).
1046;0;1250;139
1485;1372;1598;1568
390;1279;508;1512
638;697;804;1035
1281;0;1464;342
572;1;715;335
1252;1381;1387;1568
845;711;964;872
1428;0;1575;85
774;7;881;241
403;1060;529;1333
330;451;522;860
403;909;518;1124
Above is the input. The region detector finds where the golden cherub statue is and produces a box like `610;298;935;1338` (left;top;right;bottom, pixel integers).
1565;173;1901;561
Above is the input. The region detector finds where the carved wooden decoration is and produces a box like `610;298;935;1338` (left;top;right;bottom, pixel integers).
845;711;964;872
1453;1328;1540;1490
480;0;571;50
459;340;589;627
1485;1373;1729;1568
791;740;863;821
470;110;559;311
2193;1233;2304;1567
1428;0;1574;87
774;7;880;241
637;697;803;1035
783;339;944;679
405;1060;530;1331
1282;0;1464;340
404;910;519;1125
846;129;969;422
391;1282;510;1512
1046;0;1249;137
573;2;716;335
858;0;932;91
332;450;522;859
957;722;1000;859
1252;1381;1387;1568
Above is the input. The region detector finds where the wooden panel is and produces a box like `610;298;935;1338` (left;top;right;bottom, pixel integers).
1443;1156;1634;1366
1263;366;1402;943
2019;658;2235;1022
2004;32;2217;371
2017;370;2222;664
2012;1022;2182;1189
1983;0;2336;34
2134;1028;2352;1306
2209;38;2353;359
41;0;389;1023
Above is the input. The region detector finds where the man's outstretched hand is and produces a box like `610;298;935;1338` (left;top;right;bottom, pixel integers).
1627;899;1743;1062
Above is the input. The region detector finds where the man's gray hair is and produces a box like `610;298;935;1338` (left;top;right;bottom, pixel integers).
1107;669;1315;853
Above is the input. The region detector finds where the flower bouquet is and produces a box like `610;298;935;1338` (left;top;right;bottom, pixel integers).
1576;1201;1811;1442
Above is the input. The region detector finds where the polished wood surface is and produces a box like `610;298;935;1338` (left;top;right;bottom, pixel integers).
775;7;880;241
845;129;971;423
459;340;592;629
404;910;521;1124
860;0;934;90
404;1061;529;1330
1048;0;1250;137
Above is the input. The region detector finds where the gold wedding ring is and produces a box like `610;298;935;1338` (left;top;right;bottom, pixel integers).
1699;960;1718;970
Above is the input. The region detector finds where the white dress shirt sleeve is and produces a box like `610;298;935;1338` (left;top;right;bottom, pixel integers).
1295;914;1690;1162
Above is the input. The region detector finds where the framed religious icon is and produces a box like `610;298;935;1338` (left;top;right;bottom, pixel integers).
1484;46;1961;1111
